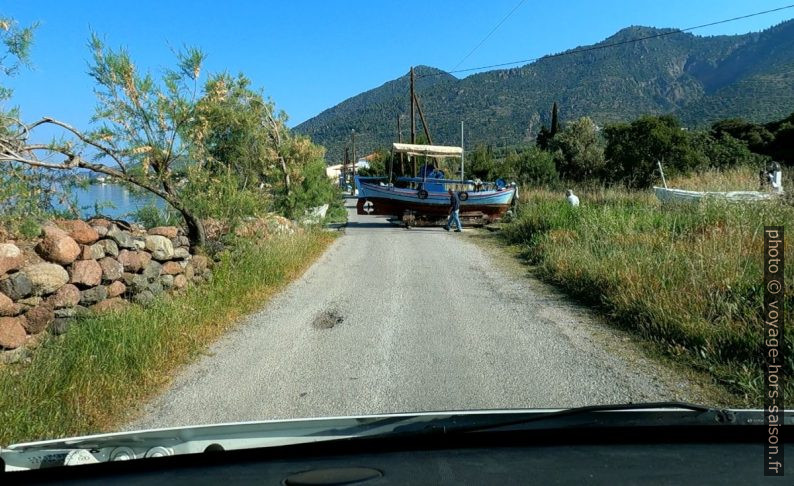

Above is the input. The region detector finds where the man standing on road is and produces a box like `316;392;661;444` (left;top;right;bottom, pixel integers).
443;188;462;232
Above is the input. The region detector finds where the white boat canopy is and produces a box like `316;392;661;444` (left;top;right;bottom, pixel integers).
392;143;462;159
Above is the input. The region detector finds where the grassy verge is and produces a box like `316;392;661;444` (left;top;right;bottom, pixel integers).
0;231;336;445
502;168;793;405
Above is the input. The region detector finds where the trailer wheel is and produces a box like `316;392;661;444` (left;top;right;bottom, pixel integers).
458;191;469;201
417;189;429;199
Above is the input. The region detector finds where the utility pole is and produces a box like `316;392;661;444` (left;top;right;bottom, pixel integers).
397;114;403;176
344;147;349;190
410;67;416;177
351;129;356;195
410;67;416;144
460;121;464;182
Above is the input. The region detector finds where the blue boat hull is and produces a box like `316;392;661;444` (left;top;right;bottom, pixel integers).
355;180;515;223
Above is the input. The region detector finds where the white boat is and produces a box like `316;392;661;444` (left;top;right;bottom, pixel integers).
653;186;778;204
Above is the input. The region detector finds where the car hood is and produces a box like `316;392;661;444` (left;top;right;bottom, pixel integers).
0;407;779;471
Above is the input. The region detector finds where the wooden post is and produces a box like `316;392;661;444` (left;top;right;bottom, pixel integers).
410;67;416;178
410;67;416;145
413;92;433;145
351;130;356;195
397;114;403;176
344;147;349;190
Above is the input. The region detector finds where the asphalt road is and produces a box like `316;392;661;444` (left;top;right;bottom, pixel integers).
131;198;701;430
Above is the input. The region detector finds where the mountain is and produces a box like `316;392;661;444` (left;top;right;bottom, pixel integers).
294;20;794;162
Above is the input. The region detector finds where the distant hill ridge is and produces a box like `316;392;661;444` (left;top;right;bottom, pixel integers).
294;20;794;162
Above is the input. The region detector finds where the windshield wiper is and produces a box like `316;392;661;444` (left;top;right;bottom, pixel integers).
447;401;736;434
356;402;740;438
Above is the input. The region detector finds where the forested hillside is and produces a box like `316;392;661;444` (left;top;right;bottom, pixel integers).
296;20;794;162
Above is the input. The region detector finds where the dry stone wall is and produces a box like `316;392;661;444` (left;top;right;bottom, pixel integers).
0;219;212;359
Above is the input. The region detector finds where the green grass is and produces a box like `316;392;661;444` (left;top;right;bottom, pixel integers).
0;231;336;445
503;169;793;406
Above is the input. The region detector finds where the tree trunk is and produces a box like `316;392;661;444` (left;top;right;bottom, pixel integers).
279;156;291;196
161;179;205;250
179;207;206;250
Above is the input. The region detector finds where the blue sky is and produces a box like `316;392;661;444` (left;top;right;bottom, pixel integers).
3;1;793;129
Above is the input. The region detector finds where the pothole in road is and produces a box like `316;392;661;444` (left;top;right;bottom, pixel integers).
313;309;344;330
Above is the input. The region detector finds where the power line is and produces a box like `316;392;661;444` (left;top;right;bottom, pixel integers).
449;0;528;72
419;4;794;78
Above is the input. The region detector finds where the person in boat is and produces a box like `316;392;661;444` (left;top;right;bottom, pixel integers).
443;188;462;233
566;189;580;207
473;177;483;192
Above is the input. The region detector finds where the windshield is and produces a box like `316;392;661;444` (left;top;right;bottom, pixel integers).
0;0;791;479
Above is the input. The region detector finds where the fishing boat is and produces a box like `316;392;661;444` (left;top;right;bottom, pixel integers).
653;160;783;204
355;143;516;227
653;186;778;204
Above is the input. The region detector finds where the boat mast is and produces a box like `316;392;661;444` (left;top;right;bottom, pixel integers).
410;67;416;178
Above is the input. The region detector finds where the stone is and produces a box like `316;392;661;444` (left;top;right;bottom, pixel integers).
173;247;191;260
122;272;149;293
74;305;90;317
46;283;81;309
0;242;24;275
56;219;99;245
97;239;119;257
54;307;77;318
0;346;32;364
106;280;126;298
148;226;179;239
36;226;81;264
147;279;164;296
90;297;127;314
117;250;151;273
176;236;190;248
88;218;112;228
0;272;33;300
132;290;154;305
161;261;183;275
92;225;108;237
184;262;195;281
160;274;174;290
16;296;42;309
145;235;174;261
0;316;27;349
143;260;162;281
23;304;54;334
79;285;108;305
173;274;188;289
133;239;146;250
22;263;69;296
0;292;17;316
106;226;138;249
192;254;210;273
69;260;102;287
50;318;72;336
98;257;124;282
79;243;105;260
